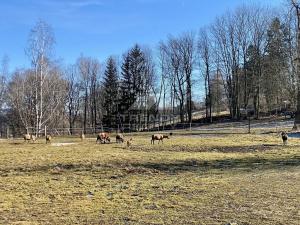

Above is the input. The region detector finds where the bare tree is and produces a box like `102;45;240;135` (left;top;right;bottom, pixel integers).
41;65;67;129
8;67;66;134
0;55;9;111
90;60;100;132
282;4;297;108
65;65;81;134
78;56;89;133
157;42;168;126
198;27;213;123
77;56;100;133
210;5;270;119
291;0;300;128
159;41;177;124
235;5;252;109
249;5;270;118
211;13;241;119
25;20;56;136
161;36;187;123
142;47;156;129
8;70;34;133
178;32;195;124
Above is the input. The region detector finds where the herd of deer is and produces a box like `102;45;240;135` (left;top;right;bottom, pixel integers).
94;132;173;146
23;131;289;146
22;132;174;146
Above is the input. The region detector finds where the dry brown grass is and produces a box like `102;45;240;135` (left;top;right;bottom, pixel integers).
0;132;299;224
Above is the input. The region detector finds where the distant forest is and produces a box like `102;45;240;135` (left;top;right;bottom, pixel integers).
0;2;299;136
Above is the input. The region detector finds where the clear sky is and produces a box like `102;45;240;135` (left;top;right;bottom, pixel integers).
0;0;283;70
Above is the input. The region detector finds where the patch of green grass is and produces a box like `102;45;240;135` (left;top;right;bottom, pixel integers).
0;133;299;224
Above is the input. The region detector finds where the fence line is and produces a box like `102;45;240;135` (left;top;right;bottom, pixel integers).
3;118;294;138
4;123;247;138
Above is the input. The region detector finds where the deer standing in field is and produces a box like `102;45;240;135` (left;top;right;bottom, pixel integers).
151;133;172;144
116;133;124;143
23;134;36;143
96;132;111;144
80;131;85;141
126;138;133;148
46;135;52;144
281;132;288;145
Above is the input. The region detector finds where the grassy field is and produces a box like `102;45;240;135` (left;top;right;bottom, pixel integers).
0;132;299;224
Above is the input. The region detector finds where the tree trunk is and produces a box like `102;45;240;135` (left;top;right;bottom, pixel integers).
293;2;300;129
186;77;192;123
69;106;73;135
204;76;208;121
207;67;212;123
84;88;88;134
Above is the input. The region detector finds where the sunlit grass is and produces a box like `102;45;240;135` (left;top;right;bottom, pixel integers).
0;132;299;224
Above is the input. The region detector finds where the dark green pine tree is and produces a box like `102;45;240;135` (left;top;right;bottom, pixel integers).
103;57;119;127
119;45;146;114
119;52;134;115
129;44;146;95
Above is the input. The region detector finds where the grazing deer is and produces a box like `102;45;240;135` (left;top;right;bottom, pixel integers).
31;135;37;143
80;132;85;141
281;132;288;145
126;138;133;148
96;132;111;144
46;135;52;144
116;133;124;143
23;134;36;143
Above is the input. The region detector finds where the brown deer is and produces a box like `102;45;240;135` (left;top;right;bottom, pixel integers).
126;138;133;148
23;134;36;143
96;132;111;144
46;135;52;144
281;132;288;145
151;133;172;144
80;132;85;141
116;133;124;143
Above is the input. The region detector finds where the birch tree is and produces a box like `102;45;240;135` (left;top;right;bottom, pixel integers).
26;20;56;135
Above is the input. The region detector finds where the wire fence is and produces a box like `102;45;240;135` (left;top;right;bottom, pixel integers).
2;117;295;139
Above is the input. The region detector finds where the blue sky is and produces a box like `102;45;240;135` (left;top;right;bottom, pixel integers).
0;0;282;70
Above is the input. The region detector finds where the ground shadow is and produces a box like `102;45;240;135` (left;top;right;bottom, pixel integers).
113;146;126;149
9;142;45;145
1;154;299;176
128;144;284;153
127;156;300;174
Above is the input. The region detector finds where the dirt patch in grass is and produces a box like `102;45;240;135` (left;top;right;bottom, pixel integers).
51;143;76;147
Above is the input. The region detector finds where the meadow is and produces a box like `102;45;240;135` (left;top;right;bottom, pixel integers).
0;132;299;224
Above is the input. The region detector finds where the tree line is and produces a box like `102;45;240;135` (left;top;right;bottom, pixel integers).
0;2;299;136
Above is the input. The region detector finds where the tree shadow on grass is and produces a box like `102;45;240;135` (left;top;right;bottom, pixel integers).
127;156;300;174
128;144;281;153
1;155;299;176
9;142;46;145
